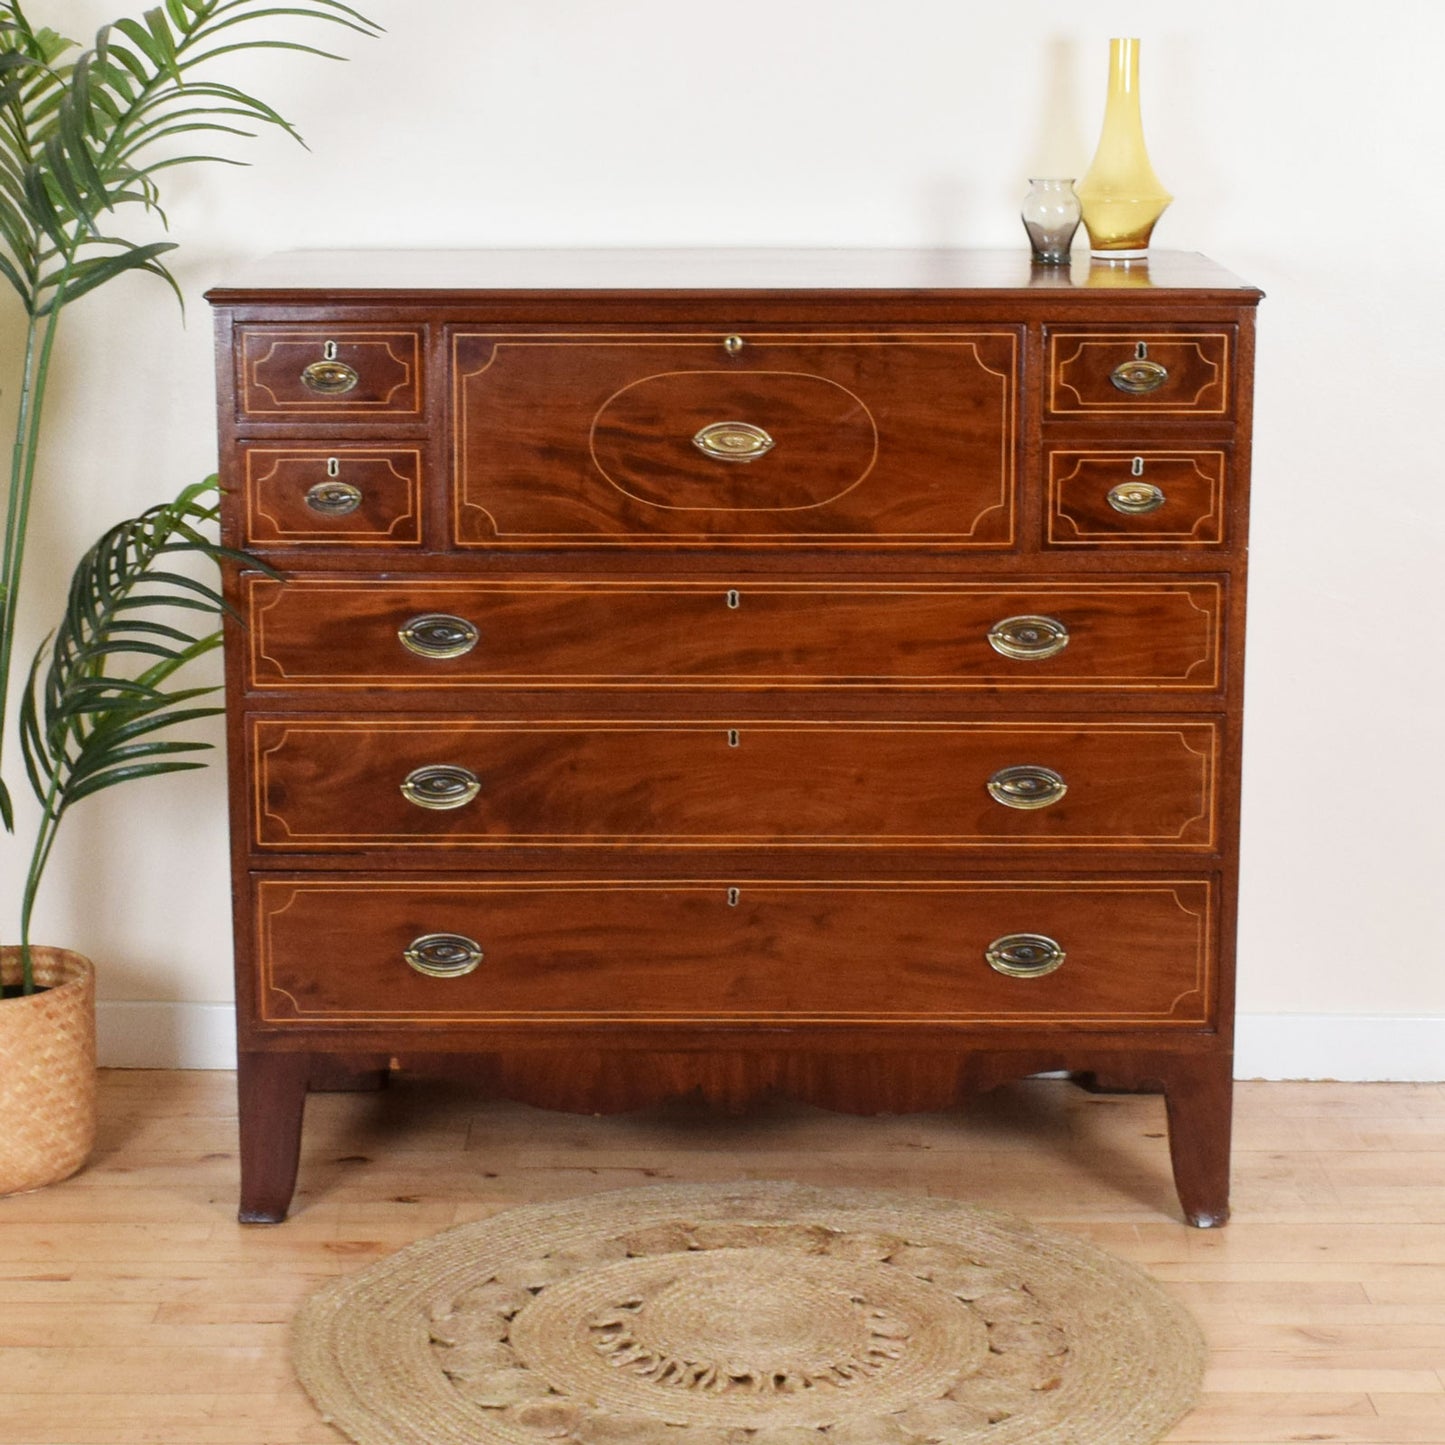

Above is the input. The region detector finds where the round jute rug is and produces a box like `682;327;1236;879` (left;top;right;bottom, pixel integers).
293;1181;1205;1445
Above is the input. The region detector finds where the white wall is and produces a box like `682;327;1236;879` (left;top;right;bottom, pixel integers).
6;0;1443;1078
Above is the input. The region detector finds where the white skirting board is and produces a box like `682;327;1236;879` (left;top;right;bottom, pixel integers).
97;1002;240;1071
1232;1014;1445;1083
95;1002;1445;1082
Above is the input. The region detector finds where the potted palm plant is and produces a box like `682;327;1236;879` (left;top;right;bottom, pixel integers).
0;0;378;1195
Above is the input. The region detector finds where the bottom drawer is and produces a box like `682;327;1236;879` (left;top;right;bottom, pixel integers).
254;877;1215;1028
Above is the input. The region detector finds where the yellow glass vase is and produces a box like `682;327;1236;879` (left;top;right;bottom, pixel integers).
1076;38;1172;260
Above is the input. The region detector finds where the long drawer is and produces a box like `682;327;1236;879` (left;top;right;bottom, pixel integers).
242;578;1223;691
249;718;1218;850
451;331;1018;547
254;876;1215;1027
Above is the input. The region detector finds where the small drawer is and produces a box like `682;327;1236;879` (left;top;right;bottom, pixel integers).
236;327;423;418
242;577;1223;692
1046;330;1231;416
239;445;422;546
1047;450;1226;546
249;718;1218;852
254;876;1215;1027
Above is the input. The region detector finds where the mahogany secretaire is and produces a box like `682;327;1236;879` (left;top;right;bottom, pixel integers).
208;250;1261;1225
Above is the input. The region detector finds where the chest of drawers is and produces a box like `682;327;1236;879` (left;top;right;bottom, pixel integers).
209;250;1261;1225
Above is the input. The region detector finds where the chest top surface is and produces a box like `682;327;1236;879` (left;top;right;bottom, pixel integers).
206;248;1262;305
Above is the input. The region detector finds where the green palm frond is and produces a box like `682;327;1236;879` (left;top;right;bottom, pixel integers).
16;476;265;953
1;2;376;990
21;475;236;811
0;0;382;315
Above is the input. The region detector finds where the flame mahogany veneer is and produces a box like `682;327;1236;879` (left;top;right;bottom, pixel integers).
208;249;1261;1225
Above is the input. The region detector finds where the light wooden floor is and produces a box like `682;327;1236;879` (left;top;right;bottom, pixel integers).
1;1073;1442;1444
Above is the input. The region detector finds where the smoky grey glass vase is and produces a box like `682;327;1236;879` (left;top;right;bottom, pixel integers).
1021;178;1082;264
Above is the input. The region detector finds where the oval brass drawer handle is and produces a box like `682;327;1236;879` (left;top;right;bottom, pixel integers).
304;480;363;516
400;764;481;811
1107;480;1166;514
692;420;775;463
300;358;360;395
398;613;480;660
1109;357;1170;394
987;764;1068;810
988;615;1070;661
986;933;1066;978
404;932;484;979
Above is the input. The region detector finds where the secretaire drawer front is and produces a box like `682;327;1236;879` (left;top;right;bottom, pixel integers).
255;877;1215;1027
250;719;1217;850
452;332;1018;546
239;446;423;545
1047;450;1226;547
243;578;1222;691
236;327;423;418
1046;330;1232;417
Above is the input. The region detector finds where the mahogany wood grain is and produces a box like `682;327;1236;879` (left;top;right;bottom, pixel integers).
235;327;423;418
207;246;1260;297
210;249;1261;1225
235;1050;309;1224
1161;1050;1236;1227
253;876;1215;1028
249;717;1218;851
1046;328;1234;417
243;576;1223;692
239;445;422;546
453;331;1017;547
1047;449;1227;547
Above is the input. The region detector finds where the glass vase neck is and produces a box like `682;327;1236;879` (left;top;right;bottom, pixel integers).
1108;37;1141;101
1095;40;1157;170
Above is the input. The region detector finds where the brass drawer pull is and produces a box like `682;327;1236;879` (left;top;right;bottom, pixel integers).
304;480;363;516
1107;480;1167;514
300;358;360;395
398;613;479;660
986;933;1066;978
987;764;1068;810
692;420;775;463
400;764;481;811
1110;355;1170;394
404;932;484;978
988;614;1070;661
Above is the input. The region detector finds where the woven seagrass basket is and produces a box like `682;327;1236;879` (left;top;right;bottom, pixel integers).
0;947;96;1196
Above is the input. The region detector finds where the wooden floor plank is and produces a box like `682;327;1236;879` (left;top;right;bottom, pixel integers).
0;1072;1439;1445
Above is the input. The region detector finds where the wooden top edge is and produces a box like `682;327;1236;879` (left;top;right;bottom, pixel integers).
204;248;1263;304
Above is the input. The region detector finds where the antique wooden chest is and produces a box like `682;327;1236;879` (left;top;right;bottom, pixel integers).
209;250;1260;1224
